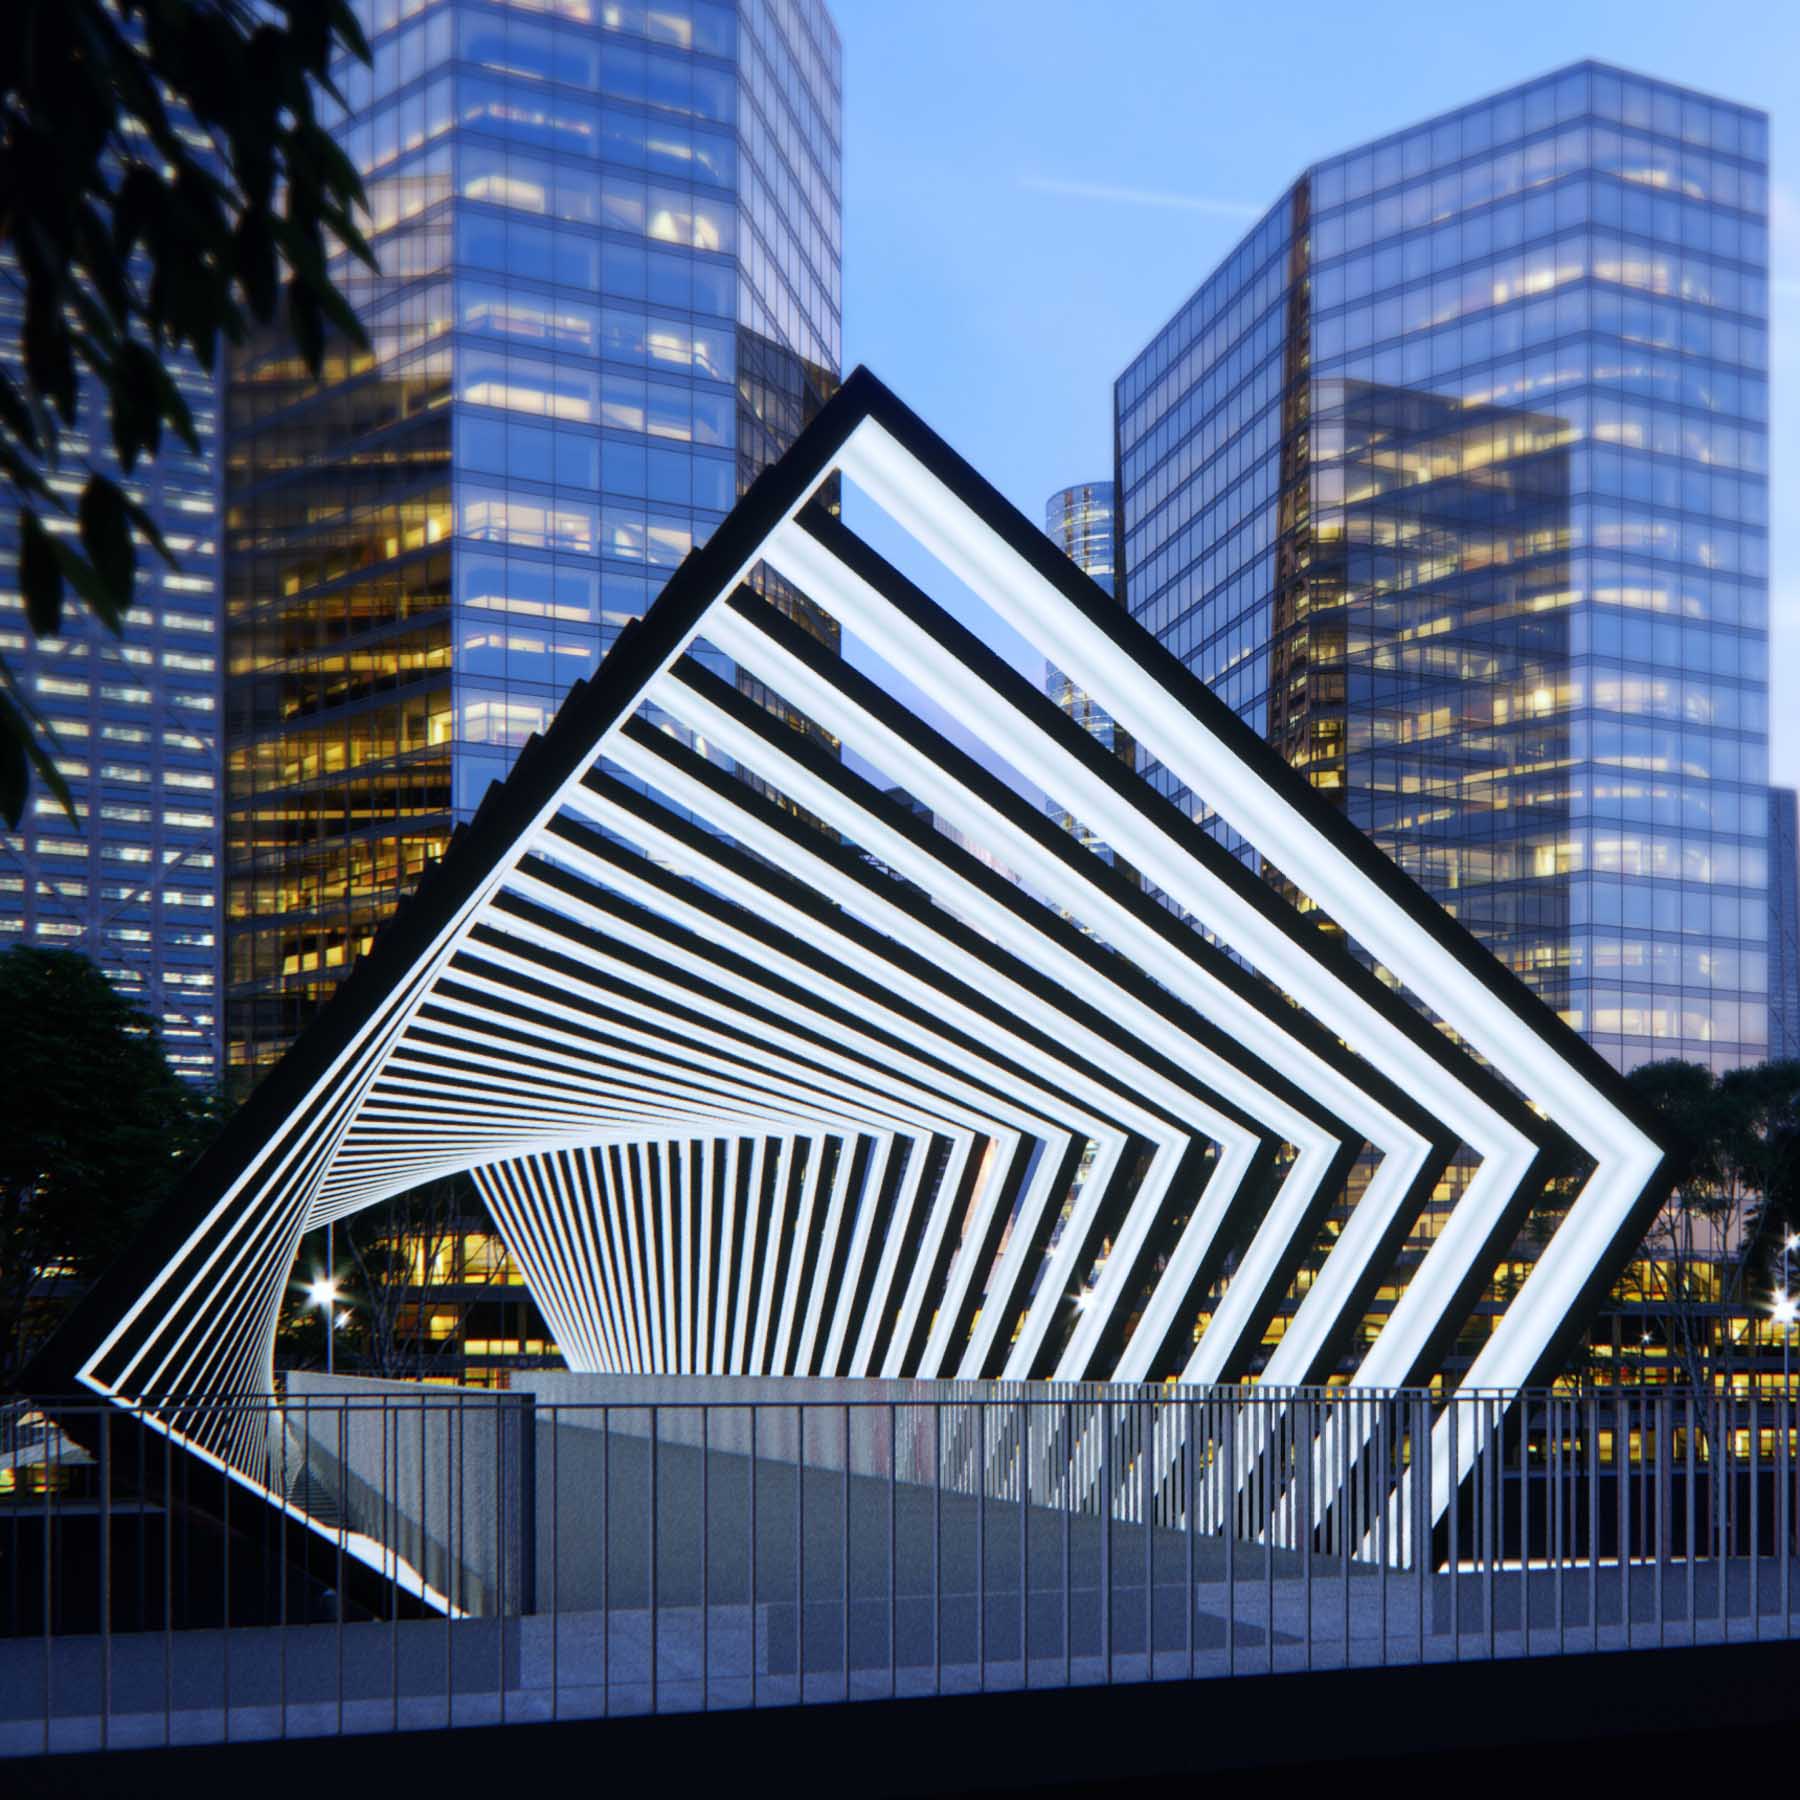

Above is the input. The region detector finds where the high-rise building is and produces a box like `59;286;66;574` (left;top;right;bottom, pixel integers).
1116;62;1771;1079
224;0;842;1088
1043;481;1136;864
0;179;224;1083
1772;786;1800;1061
1045;481;1116;597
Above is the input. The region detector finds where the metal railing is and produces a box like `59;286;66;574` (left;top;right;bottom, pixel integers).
3;1380;1798;1755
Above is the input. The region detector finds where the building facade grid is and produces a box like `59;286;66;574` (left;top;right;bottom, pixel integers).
224;0;841;1088
1117;61;1771;1080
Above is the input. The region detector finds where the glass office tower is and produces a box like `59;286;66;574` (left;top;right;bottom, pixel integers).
224;0;841;1087
0;217;223;1079
1043;482;1137;863
1772;787;1800;1061
1045;481;1116;595
1117;62;1771;1078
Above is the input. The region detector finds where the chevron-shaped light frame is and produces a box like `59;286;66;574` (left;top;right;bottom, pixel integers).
32;369;1667;1527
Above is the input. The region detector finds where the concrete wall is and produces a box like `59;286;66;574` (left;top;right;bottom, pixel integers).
279;1375;1301;1625
285;1375;532;1616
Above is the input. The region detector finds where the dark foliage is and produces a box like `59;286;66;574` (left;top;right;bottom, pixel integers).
1618;1057;1800;1389
0;0;372;825
0;946;221;1382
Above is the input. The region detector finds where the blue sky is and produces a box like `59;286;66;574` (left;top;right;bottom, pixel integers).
832;0;1800;791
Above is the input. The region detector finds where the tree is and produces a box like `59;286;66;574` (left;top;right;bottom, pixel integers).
1620;1060;1735;1391
274;1177;471;1378
0;946;217;1382
341;1177;470;1379
0;0;372;825
1719;1059;1800;1269
1620;1057;1800;1391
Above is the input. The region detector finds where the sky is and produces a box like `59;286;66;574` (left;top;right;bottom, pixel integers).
830;0;1800;792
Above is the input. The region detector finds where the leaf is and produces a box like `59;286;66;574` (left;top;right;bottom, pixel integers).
286;276;324;374
0;656;73;828
117;489;174;568
0;711;26;829
310;131;370;214
0;0;374;831
21;279;77;429
18;510;64;638
0;371;46;463
109;354;149;472
110;162;163;270
236;206;279;323
326;0;372;67
78;475;136;622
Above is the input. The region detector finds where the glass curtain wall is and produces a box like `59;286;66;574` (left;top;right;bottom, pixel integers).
1043;481;1135;867
1772;786;1800;1061
225;0;842;1090
1119;61;1771;1075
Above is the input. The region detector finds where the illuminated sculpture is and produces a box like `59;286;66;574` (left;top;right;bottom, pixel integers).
38;371;1666;1517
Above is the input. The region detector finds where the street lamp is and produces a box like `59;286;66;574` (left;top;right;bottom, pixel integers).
1776;1236;1800;1400
307;1272;343;1376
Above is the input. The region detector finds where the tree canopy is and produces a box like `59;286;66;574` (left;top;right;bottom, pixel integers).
0;946;218;1382
0;0;372;825
1617;1056;1800;1389
1627;1056;1800;1239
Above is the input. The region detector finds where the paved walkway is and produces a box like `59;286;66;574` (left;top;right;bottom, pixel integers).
4;1556;1796;1755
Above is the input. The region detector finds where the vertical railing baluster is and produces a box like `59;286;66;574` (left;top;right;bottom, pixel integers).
1751;1392;1762;1641
39;1404;53;1755
1684;1389;1696;1650
746;1405;754;1710
842;1402;851;1702
1552;1391;1564;1655
386;1400;400;1730
1019;1399;1030;1687
1340;1395;1351;1668
1185;1396;1195;1681
446;1395;457;1725
1062;1398;1072;1689
98;1407;110;1751
1377;1395;1389;1666
1141;1396;1154;1677
1718;1390;1729;1642
933;1402;942;1695
498;1396;509;1725
1653;1390;1665;1650
888;1402;897;1699
1518;1391;1530;1658
975;1402;986;1689
1617;1389;1630;1650
1222;1393;1236;1678
698;1405;708;1711
649;1404;659;1712
1447;1394;1459;1662
796;1403;808;1700
1771;1389;1785;1648
1101;1395;1113;1684
1415;1394;1427;1663
600;1404;610;1716
1299;1392;1312;1671
1586;1391;1599;1651
1484;1394;1496;1663
163;1421;173;1748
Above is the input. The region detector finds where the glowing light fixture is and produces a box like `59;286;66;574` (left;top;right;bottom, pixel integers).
27;370;1667;1535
